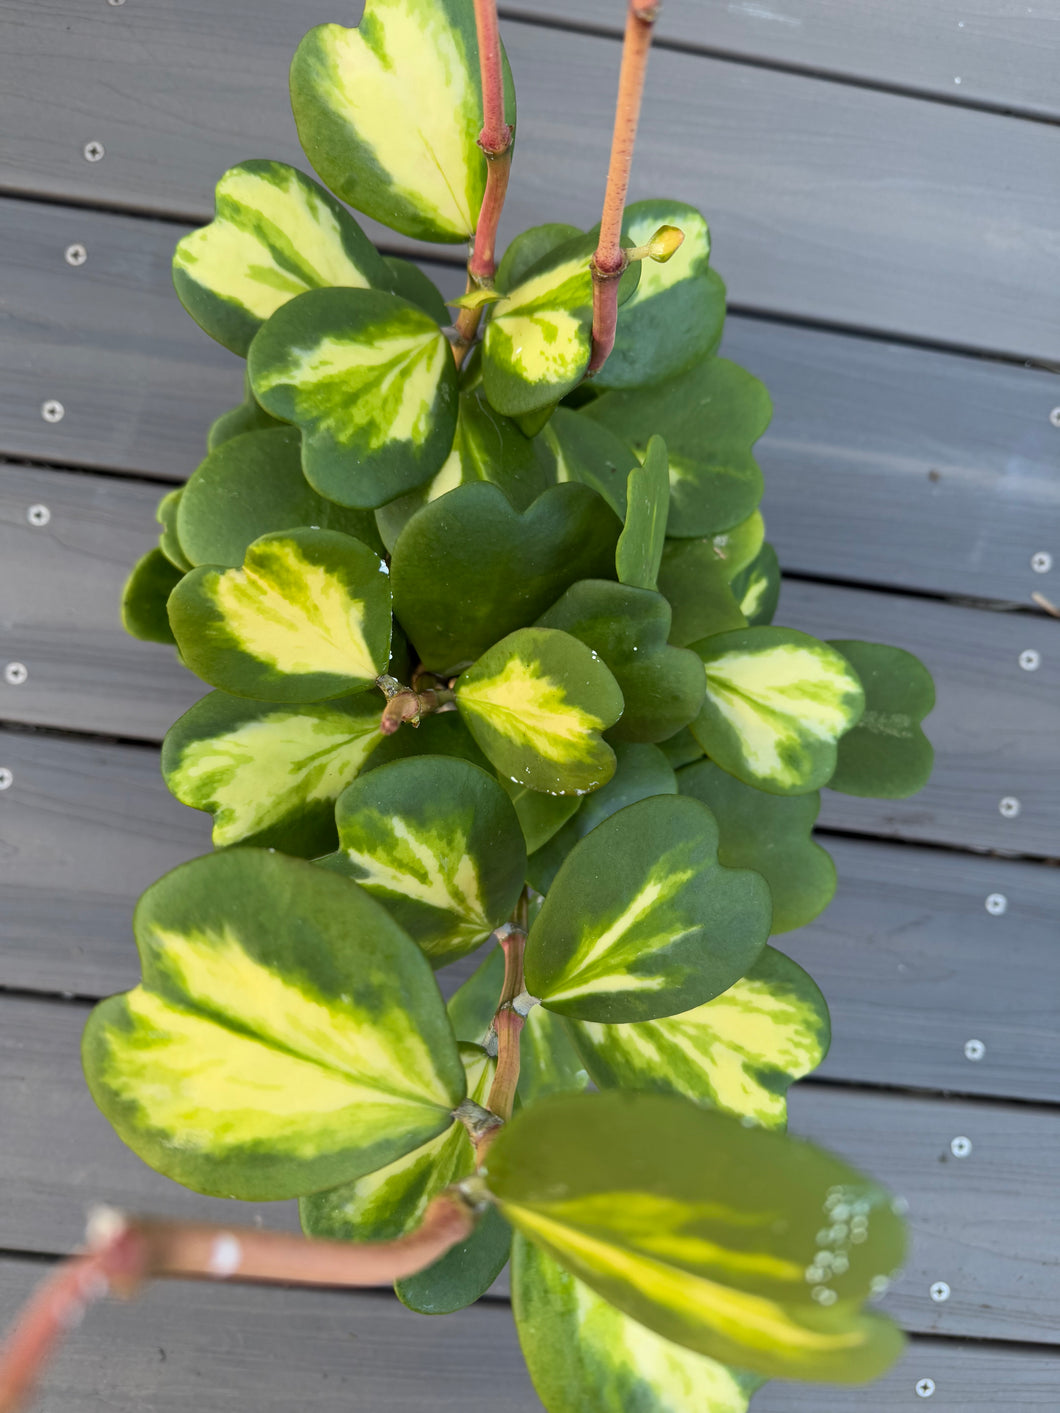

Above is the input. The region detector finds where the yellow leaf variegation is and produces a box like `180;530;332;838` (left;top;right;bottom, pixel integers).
291;0;515;244
82;851;466;1201
172;161;391;356
486;1092;907;1384
691;627;865;795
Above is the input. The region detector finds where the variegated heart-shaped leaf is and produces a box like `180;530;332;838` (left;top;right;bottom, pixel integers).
524;794;771;1023
731;542;780;626
690;627;865;795
329;756;526;967
584;359;770;537
173;160;390;357
375;388;551;552
828;640;935;798
168;528;392;702
567;946;830;1131
291;0;515;244
249;288;459;509
678;761;835;933
513;1236;761;1413
496;223;582;291
455;628;624;796
485;1091;907;1383
519;1008;589;1106
162;691;384;855
594;200;727;392
536;408;638;518
615;435;669;592
83;850;465;1201
391;482;621;674
178;427;383;568
121;547;183;645
537;580;705;743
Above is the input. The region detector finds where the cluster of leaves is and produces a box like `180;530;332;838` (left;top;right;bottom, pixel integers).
107;1;936;1409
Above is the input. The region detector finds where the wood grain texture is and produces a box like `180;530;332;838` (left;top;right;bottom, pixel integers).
4;196;1058;605
2;6;1060;357
2;995;1058;1344
0;1261;1057;1413
2;725;1057;1105
531;0;1060;120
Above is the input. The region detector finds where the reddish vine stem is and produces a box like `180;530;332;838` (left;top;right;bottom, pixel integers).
475;922;528;1163
0;1197;474;1413
588;0;659;375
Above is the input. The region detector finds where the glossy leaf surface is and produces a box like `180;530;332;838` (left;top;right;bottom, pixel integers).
502;778;582;854
731;543;781;627
83;851;465;1201
828;641;935;798
616;435;669;591
536;408;637;518
524;795;770;1022
169;529;392;702
121;548;182;645
657;542;748;649
156;489;191;572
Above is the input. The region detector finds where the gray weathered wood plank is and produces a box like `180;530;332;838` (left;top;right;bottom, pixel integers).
5;462;1059;857
3;5;1060;358
4;196;1058;606
2;726;1057;1104
540;0;1060;120
4;1257;1055;1413
3;995;1059;1343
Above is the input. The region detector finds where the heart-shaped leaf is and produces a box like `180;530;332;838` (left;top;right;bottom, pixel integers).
162;691;384;855
173;160;390;356
496;223;582;291
537;580;705;743
456;628;624;795
177;427;383;568
519;1008;589;1106
375;389;551;553
690;628;865;796
156;489;191;572
291;0;515;244
168;528;392;702
615;435;669;591
528;743;677;896
329;756;527;966
513;1236;761;1413
594;200;727;391
584;359;771;536
657;543;748;649
567;946;830;1131
731;542;781;626
524;794;771;1022
83;850;465;1201
397;1204;512;1315
536;408;637;518
501;778;581;854
121;548;183;645
678;760;836;933
485;1091;907;1383
827;641;935;798
391;482;621;673
249;288;459;509
659;727;706;770
207;381;285;452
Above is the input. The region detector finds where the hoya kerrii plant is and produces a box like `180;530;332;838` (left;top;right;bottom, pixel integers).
0;2;938;1411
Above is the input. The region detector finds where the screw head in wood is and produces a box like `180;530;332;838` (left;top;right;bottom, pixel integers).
41;400;65;424
984;892;1007;915
1050;407;1060;428
0;768;12;790
64;243;87;267
929;1281;951;1303
916;1378;936;1398
1031;551;1053;574
950;1136;972;1158
998;797;1020;819
964;1039;986;1061
83;140;105;163
4;662;28;686
1019;648;1041;671
27;504;51;527
107;0;127;6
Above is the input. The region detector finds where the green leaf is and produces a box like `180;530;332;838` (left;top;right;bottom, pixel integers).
447;944;505;1044
524;795;770;1023
616;435;669;591
207;396;284;452
658;727;705;770
528;743;677;896
156;489;192;572
168;528;392;702
291;0;515;245
536;408;638;518
584;359;771;536
691;628;865;796
172;160;390;357
567;946;830;1131
331;756;526;966
731;543;780;626
391;482;621;673
537;580;705;744
513;1236;760;1413
177;427;384;568
709;511;767;581
382;255;450;325
827;641;935;798
249;288;459;510
456;627;624;796
161;690;383;854
83;850;465;1201
678;761;836;933
121;548;183;645
594;201;726;392
397;1204;512;1315
363;709;492;775
375;389;551;553
657;543;747;649
501;778;582;854
485;1091;907;1383
496;223;582;292
519;1007;588;1106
